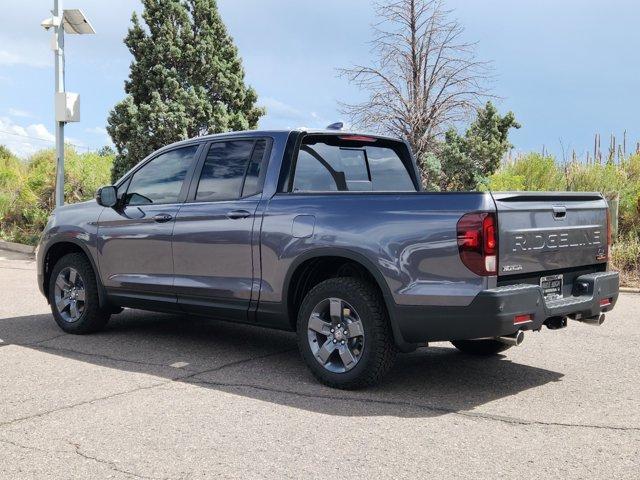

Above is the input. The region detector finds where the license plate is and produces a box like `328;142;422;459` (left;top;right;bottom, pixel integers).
540;274;563;300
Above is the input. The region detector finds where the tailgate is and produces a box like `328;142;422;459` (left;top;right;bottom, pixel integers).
492;192;608;276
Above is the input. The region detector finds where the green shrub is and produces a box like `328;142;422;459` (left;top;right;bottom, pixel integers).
611;233;640;287
488;153;565;191
612;233;640;271
0;146;113;245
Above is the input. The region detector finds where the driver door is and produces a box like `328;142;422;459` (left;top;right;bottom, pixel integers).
97;144;201;308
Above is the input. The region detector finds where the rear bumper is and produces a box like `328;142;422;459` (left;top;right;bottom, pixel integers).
394;271;619;343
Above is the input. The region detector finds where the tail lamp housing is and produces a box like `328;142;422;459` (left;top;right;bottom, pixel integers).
457;212;498;276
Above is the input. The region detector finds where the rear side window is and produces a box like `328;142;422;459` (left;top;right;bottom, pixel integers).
196;139;267;202
242;139;267;197
125;145;198;206
291;135;416;192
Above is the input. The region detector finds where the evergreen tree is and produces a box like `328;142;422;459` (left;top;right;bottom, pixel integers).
439;102;520;191
107;0;264;181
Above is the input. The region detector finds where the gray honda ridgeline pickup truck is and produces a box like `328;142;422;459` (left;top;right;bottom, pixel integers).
37;129;619;388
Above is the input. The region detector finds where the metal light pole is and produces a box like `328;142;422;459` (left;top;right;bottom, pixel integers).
53;0;65;208
42;3;95;208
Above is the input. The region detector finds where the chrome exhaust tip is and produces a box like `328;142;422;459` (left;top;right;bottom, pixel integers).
496;330;525;347
578;313;605;326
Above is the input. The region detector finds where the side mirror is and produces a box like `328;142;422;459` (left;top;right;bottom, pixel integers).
96;185;117;208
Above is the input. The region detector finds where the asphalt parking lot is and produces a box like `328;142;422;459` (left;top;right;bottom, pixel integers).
0;249;638;479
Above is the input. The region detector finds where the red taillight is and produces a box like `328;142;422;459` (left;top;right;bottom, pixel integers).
514;314;533;325
457;212;498;276
600;298;612;308
483;215;497;253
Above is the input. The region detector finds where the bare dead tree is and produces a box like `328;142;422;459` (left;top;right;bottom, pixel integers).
339;0;493;162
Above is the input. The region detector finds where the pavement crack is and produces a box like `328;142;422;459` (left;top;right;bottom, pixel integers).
0;437;53;454
27;333;68;346
185;379;640;433
20;343;294;378
66;440;168;480
0;381;170;430
33;343;187;371
0;333;68;349
176;348;296;382
0;348;294;430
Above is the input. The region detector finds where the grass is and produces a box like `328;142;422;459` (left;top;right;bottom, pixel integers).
0;146;113;245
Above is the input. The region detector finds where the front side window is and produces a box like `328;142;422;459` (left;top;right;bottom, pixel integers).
125;145;198;206
291;135;416;192
196;139;266;202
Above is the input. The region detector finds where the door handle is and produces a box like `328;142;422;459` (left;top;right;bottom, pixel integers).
153;213;173;223
552;206;566;220
226;209;252;220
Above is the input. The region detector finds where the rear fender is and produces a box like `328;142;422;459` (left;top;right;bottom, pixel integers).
283;248;416;351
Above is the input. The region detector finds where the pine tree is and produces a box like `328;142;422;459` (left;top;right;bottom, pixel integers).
107;0;264;181
439;102;520;191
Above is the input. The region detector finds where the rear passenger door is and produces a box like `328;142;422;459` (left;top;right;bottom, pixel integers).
171;138;270;321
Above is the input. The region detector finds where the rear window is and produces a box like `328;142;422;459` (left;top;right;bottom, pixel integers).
291;135;416;192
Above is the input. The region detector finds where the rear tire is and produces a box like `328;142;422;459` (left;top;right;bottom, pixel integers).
451;339;512;356
48;253;111;334
297;277;397;389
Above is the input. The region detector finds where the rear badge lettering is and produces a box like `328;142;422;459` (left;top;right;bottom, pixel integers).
502;264;523;272
512;229;601;253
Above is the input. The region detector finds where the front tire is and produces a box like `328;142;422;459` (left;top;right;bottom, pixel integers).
297;277;397;389
450;339;512;356
48;253;111;334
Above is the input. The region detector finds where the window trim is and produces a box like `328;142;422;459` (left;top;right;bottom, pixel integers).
186;137;273;204
117;142;204;208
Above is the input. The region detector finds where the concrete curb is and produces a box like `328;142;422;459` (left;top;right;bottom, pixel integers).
0;240;36;255
620;287;640;294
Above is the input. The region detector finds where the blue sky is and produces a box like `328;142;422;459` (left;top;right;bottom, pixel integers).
1;0;639;159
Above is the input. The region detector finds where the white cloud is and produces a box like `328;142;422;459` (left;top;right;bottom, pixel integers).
0;117;87;158
0;116;56;157
7;108;33;118
26;123;55;142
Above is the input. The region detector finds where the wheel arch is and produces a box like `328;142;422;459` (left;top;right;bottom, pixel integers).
42;239;108;308
282;248;412;349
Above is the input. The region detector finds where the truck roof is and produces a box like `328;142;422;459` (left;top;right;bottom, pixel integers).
161;128;404;150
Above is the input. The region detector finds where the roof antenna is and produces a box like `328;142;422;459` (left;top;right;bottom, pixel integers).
326;122;344;131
